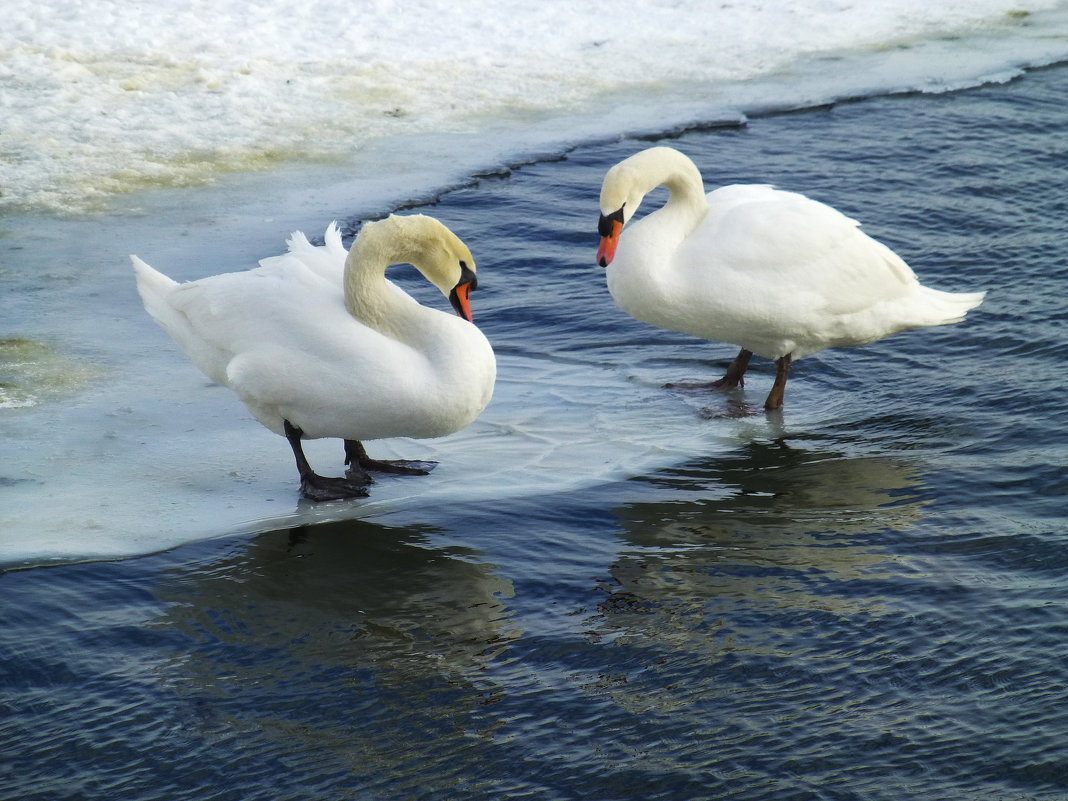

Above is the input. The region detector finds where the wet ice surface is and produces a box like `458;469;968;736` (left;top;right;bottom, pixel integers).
1;346;725;565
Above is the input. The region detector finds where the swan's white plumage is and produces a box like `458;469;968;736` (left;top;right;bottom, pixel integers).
600;147;985;362
132;216;495;445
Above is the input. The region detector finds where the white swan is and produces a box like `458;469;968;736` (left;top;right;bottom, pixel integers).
132;214;496;501
597;146;986;409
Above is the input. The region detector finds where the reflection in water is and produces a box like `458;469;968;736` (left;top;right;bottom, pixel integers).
619;442;926;549
577;445;930;719
151;518;518;797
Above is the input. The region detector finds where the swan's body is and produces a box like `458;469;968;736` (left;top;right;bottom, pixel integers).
132;215;495;500
597;146;985;409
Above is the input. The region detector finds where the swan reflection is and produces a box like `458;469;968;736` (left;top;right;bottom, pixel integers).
587;446;928;652
151;518;516;779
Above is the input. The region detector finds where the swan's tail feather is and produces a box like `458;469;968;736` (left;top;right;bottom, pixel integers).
131;254;199;355
131;255;180;327
131;255;232;386
915;287;987;326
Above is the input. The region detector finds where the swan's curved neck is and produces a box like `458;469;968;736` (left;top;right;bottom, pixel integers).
642;150;708;232
343;220;427;336
604;148;709;239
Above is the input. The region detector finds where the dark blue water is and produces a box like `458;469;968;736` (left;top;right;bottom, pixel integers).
3;66;1068;800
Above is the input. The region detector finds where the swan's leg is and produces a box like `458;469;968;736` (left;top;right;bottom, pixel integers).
344;439;437;476
764;354;792;410
284;420;370;501
714;348;753;389
666;348;752;391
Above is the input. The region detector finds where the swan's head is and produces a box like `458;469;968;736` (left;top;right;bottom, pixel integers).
413;217;479;323
362;214;480;322
447;261;479;323
597;159;647;267
597;146;705;267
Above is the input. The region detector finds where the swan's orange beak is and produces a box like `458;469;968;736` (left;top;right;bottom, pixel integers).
597;209;625;267
450;281;474;322
597;225;621;267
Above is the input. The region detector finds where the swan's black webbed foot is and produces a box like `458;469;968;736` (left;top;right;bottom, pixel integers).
284;420;370;502
299;473;371;502
665;348;753;393
344;440;438;477
666;377;742;391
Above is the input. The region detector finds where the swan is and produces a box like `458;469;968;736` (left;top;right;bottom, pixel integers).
597;146;986;410
132;214;496;501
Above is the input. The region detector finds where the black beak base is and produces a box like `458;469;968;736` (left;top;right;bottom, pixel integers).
598;207;625;237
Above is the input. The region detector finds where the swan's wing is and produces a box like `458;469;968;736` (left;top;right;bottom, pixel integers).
166;256;353;375
257;222;348;283
688;187;919;316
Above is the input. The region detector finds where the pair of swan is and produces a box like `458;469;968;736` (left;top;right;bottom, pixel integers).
133;146;984;501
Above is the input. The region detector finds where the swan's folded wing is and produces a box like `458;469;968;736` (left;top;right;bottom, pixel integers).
692;188;920;316
161;259;355;393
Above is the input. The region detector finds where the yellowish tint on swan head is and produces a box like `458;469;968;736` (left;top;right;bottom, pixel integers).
357;214;479;321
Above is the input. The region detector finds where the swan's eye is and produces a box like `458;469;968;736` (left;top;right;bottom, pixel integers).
598;207;625;237
458;261;477;291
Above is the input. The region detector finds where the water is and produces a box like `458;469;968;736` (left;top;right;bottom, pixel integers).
4;3;1068;798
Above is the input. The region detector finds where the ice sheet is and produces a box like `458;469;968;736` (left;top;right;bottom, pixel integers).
3;0;1068;214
